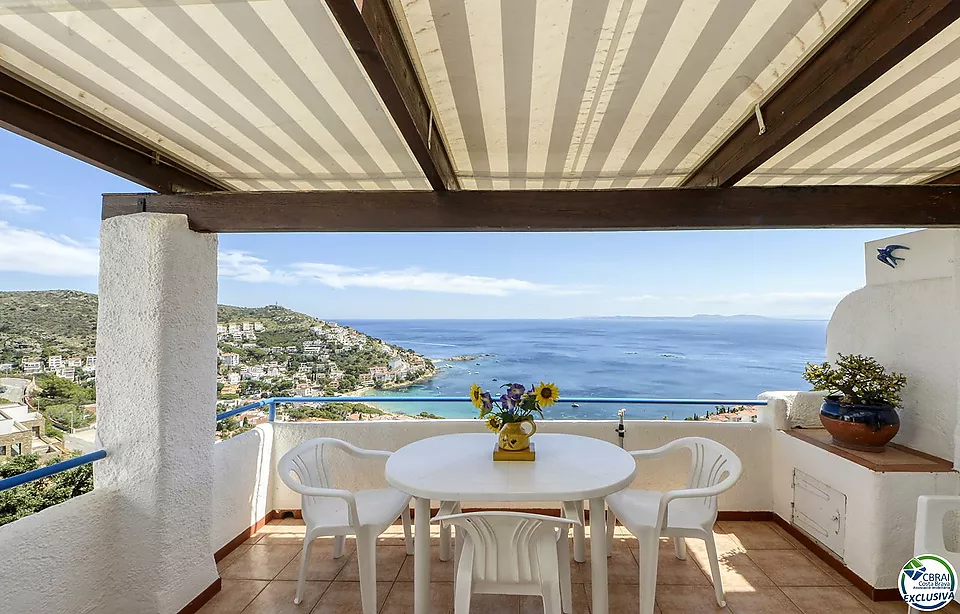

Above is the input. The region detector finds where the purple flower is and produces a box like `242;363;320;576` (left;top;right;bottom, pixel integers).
499;393;515;410
481;392;493;410
508;383;525;401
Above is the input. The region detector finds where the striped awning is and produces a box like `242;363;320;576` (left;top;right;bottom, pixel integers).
0;0;431;190
741;17;960;187
392;0;864;189
1;0;958;191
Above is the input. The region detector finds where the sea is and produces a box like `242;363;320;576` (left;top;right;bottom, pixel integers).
339;318;827;421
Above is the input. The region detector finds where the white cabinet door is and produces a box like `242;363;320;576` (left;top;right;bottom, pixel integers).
793;469;846;557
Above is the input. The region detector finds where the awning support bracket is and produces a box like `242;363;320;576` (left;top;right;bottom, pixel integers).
755;103;766;136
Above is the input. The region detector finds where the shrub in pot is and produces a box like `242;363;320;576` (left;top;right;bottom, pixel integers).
803;354;907;452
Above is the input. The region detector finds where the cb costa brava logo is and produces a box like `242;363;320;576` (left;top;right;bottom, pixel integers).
900;554;957;611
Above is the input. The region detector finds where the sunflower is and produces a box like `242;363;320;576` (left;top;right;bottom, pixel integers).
470;383;485;409
485;415;503;433
534;382;559;407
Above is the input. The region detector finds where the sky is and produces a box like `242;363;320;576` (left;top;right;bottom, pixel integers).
0;128;911;320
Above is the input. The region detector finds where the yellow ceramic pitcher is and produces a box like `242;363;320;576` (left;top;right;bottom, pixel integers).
498;419;537;451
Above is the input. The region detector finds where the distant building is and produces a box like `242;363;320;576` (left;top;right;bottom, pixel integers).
0;404;50;459
60;367;76;381
241;322;254;332
66;357;83;368
216;324;226;334
227;324;241;334
85;356;97;370
47;356;63;370
359;373;374;386
254;322;264;332
220;353;240;367
285;346;298;353
0;363;13;372
22;359;42;375
227;373;241;385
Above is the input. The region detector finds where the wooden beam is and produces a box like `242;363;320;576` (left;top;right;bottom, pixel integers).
103;185;960;232
927;168;960;184
324;0;458;191
684;0;960;188
0;70;229;193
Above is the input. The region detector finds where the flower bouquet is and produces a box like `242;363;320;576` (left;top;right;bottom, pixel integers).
470;381;559;454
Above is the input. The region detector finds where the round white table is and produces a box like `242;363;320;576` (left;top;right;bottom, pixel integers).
385;433;637;614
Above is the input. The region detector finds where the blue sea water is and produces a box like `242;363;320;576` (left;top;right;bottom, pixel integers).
340;318;828;421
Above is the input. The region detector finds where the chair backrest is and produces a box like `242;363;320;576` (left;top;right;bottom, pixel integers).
277;437;349;493
435;512;576;585
669;437;743;522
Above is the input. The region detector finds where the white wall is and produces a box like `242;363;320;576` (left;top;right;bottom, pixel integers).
213;425;274;551
95;213;220;613
771;431;960;588
827;229;960;465
0;489;120;612
268;419;773;513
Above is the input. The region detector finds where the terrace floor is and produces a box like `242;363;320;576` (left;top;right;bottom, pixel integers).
202;518;956;614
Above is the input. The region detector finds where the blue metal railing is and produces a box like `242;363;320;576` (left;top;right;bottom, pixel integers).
0;449;106;493
216;396;767;421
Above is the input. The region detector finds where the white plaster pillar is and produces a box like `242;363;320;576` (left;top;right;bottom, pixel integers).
96;213;219;613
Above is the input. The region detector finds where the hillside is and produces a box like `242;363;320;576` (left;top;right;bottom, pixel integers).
0;290;98;361
0;292;434;391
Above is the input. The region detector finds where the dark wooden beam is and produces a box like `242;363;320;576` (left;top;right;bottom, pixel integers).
927;168;960;184
324;0;458;191
103;185;960;232
0;70;229;193
684;0;960;188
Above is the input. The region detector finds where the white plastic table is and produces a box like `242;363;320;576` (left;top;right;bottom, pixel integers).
385;433;637;614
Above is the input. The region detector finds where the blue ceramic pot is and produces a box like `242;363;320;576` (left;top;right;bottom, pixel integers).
819;396;900;452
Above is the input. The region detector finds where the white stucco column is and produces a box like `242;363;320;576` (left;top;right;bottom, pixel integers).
96;213;219;613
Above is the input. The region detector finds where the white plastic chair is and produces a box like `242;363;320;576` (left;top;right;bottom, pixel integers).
277;438;413;613
435;511;578;614
910;496;960;613
606;437;743;614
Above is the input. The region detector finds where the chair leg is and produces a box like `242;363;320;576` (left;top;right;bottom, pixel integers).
542;577;563;614
357;529;379;614
573;501;586;563
606;509;616;557
453;562;472;614
637;530;659;614
674;536;686;560
558;529;573;614
402;505;414;555
703;532;726;607
439;501;460;562
333;534;346;559
294;536;314;605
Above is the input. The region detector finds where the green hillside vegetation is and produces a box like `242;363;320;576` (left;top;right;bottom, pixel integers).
0;290;98;362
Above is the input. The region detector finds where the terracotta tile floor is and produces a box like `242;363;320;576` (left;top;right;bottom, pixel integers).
202;518;958;614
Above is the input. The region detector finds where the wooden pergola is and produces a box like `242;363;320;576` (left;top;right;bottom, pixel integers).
3;0;960;230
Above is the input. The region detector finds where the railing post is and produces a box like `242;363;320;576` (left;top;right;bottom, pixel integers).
268;400;277;422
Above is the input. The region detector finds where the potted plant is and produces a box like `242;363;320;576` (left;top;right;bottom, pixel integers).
470;382;558;455
803;353;907;452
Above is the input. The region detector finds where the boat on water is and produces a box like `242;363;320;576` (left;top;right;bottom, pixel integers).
571;403;580;408
492;378;498;382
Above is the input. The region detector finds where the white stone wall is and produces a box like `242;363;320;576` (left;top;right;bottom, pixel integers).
96;213;220;613
213;425;274;551
0;489;120;612
268;419;773;513
770;431;960;588
827;229;960;465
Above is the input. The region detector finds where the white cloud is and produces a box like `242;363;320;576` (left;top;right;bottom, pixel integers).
0;193;43;213
218;251;585;296
0;221;98;276
10;183;31;190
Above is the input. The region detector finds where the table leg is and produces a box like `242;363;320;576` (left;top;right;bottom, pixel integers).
589;497;608;614
414;497;432;614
